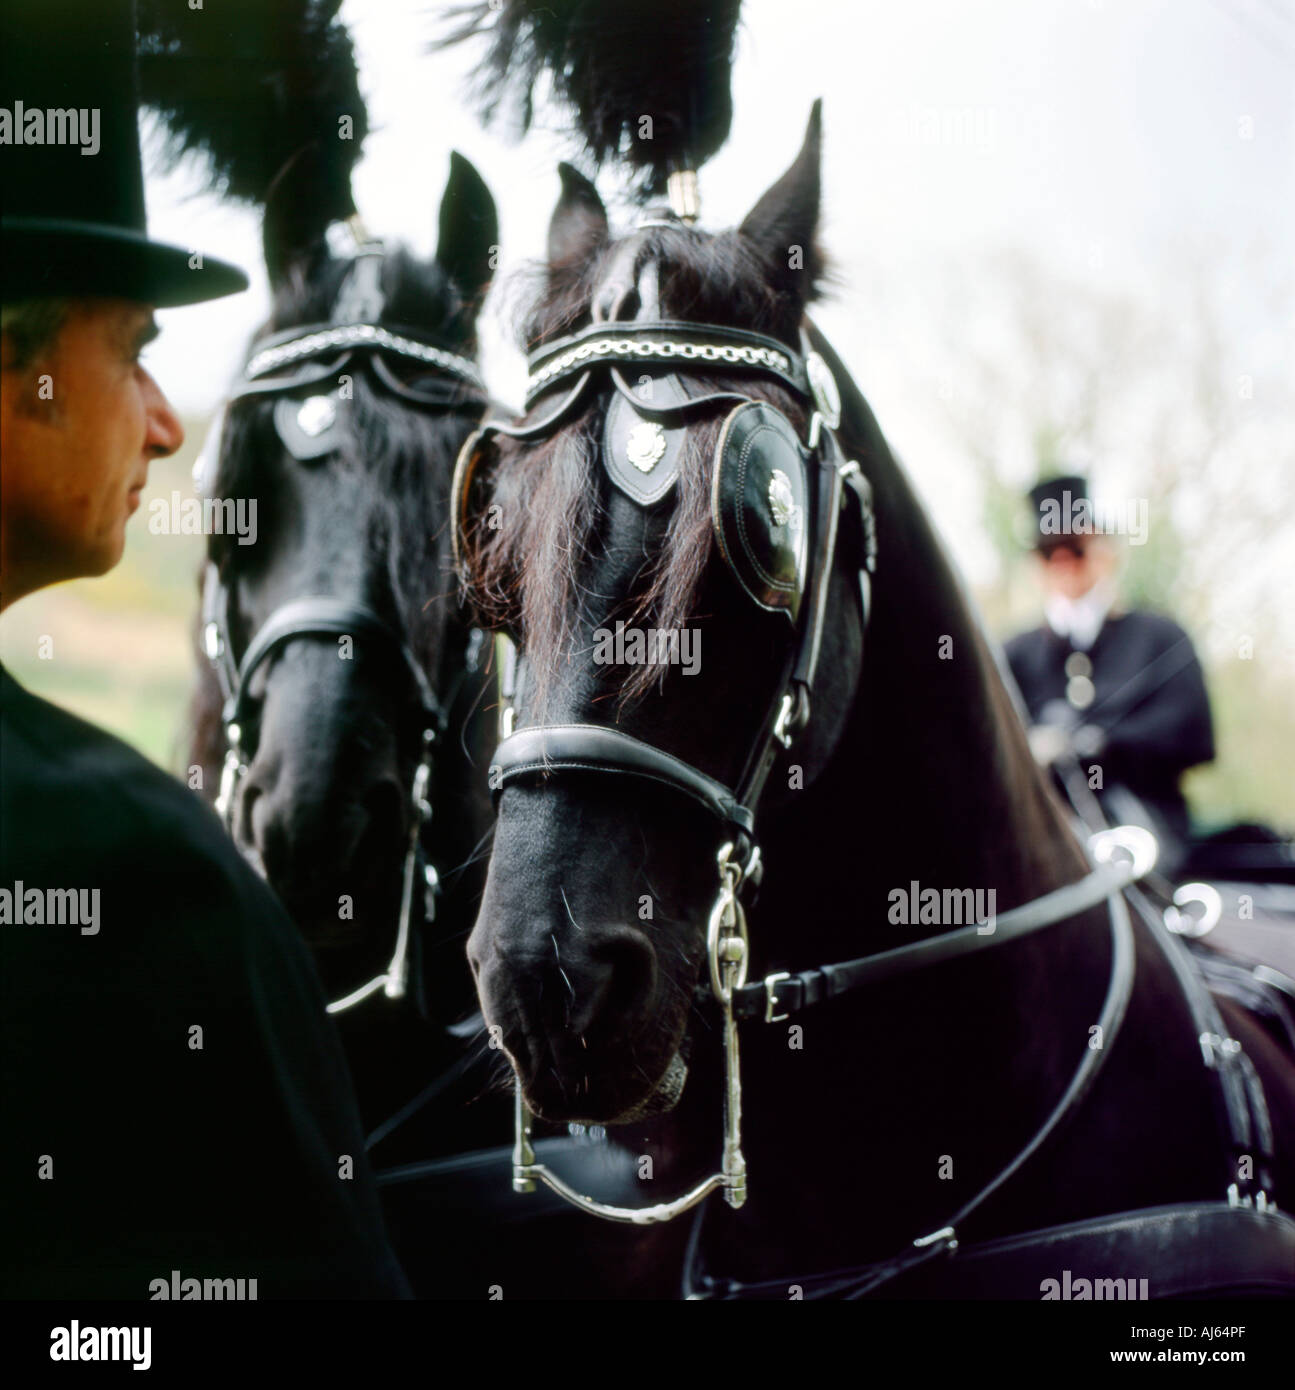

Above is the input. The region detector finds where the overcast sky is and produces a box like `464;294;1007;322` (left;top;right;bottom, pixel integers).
141;0;1295;592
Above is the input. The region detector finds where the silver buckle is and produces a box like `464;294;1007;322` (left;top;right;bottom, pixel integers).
764;971;791;1024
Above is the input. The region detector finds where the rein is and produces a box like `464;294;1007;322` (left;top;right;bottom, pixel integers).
201;238;488;1015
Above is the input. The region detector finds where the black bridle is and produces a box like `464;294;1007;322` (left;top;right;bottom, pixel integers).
201;237;488;1014
456;223;1281;1285
460;230;877;865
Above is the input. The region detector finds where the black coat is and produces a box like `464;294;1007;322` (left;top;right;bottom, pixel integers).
0;667;410;1298
1003;610;1215;841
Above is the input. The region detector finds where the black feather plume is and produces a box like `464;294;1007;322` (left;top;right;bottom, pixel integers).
442;0;741;194
136;0;367;219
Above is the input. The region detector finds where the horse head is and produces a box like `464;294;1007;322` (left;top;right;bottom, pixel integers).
192;152;498;1018
456;109;878;1123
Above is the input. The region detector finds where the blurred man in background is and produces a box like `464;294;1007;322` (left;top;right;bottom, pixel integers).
1004;474;1215;874
1;0;407;1297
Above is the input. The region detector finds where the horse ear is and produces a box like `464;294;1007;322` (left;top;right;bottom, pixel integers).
738;101;824;299
262;144;339;286
437;151;499;300
547;163;608;264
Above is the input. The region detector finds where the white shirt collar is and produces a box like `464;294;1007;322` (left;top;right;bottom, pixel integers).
1044;578;1115;651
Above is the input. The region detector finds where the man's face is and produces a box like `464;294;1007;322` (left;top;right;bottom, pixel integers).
0;298;183;606
1034;536;1115;601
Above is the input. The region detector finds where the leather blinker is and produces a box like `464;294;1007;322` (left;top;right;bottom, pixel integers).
710;401;810;621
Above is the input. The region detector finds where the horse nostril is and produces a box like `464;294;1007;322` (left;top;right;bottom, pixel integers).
571;929;657;1036
238;766;405;905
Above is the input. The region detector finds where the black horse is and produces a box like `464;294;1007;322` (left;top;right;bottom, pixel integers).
188;154;499;1150
457;110;1295;1297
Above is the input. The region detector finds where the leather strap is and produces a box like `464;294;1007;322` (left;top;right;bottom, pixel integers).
1124;880;1276;1202
490;723;756;836
789;424;844;692
488;373;596;440
609;367;746;421
689;1201;1295;1299
702;887;1137;1300
225;596;442;733
228;353;355;403
732;857;1134;1020
368;354;487;409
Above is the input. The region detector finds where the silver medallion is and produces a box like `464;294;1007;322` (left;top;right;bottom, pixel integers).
768;469;802;534
297;394;337;438
626;421;667;473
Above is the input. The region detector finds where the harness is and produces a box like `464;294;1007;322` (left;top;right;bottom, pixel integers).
451;221;1293;1296
200;236;488;1015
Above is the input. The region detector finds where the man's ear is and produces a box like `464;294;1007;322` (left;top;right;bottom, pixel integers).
437;151;499;301
738;101;824;303
547;163;608;265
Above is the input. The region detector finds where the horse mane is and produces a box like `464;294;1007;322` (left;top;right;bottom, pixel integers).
803;323;1091;898
463;223;823;710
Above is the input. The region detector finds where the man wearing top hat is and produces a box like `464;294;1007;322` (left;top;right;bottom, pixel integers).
1003;473;1215;872
1;1;408;1297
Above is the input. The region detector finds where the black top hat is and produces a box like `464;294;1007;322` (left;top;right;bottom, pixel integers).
1026;473;1091;551
0;0;246;308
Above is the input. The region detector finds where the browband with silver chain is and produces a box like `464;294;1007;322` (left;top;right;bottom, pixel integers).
524;320;811;406
244;321;486;392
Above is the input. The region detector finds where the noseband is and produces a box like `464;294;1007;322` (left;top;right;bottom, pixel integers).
201;238;488;1014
